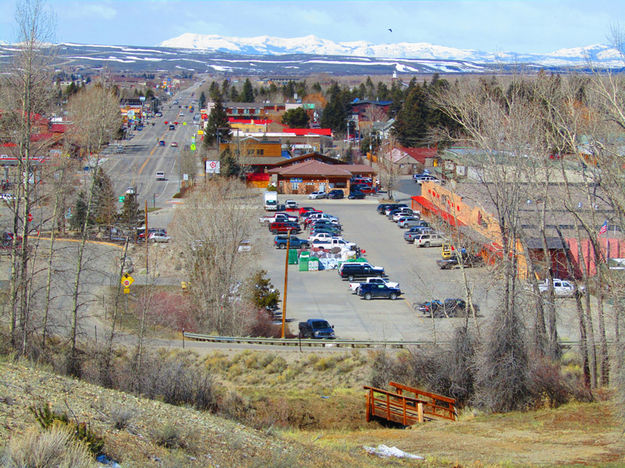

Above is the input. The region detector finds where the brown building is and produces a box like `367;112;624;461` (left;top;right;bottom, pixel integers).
268;153;376;195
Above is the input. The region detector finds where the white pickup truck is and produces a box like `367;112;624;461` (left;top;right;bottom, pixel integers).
311;237;356;250
537;278;584;297
308;232;342;242
349;277;400;294
259;212;298;224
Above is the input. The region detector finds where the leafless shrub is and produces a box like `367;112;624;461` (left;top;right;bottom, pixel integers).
474;304;533;412
152;423;187;450
110;406;133;430
1;425;96;468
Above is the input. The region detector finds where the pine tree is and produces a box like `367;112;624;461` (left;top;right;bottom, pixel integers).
204;94;231;147
281;107;309;128
219;147;241;178
199;91;206;109
92;168;116;227
242;78;254;102
118;193;143;230
392;84;429;147
70;192;90;230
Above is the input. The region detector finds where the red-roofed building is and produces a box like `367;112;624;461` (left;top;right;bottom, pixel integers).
390;146;439;174
268;153;376;195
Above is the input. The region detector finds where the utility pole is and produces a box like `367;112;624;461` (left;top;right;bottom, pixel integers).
281;229;291;339
144;199;149;275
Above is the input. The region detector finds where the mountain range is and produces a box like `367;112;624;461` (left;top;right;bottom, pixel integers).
160;33;624;68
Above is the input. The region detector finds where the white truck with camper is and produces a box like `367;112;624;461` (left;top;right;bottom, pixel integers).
263;191;278;211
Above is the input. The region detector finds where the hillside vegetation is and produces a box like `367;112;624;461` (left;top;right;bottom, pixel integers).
1;351;623;467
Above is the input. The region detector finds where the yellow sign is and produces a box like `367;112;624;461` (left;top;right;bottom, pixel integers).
123;287;130;294
190;144;196;151
121;273;134;288
197;130;204;135
182;122;187;126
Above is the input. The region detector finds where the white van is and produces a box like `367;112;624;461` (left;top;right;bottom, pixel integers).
414;232;444;248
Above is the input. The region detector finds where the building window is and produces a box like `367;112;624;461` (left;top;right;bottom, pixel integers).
247;149;255;156
256;149;264;156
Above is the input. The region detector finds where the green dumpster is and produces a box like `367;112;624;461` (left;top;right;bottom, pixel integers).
299;251;310;271
288;248;299;264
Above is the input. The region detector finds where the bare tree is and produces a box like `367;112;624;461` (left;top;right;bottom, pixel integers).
376;136;401;200
171;178;260;335
64;82;121;375
0;0;55;354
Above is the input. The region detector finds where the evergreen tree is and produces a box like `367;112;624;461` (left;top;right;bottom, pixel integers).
230;87;239;102
320;83;350;132
281;107;309;128
199;91;206;109
208;81;220;101
242;78;254;102
118;193;143;230
219;147;241;178
365;76;375;98
311;82;322;93
70;191;90;230
392;84;430;147
92;168;116;227
376;81;390;101
204;94;231;147
246;269;280;312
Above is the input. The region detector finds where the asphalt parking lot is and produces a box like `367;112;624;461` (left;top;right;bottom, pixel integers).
259;194;500;341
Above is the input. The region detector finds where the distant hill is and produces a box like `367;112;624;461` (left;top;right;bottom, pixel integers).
0;37;622;76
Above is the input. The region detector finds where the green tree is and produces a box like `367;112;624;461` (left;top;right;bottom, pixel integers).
208;82;220;101
199;91;206;109
204;94;231;147
246;269;280;312
281;107;309;128
118;193;143;230
320;83;350;132
70;192;90;230
92;168;116;227
230;87;239;102
219;147;241;178
392;84;429;147
242;78;254;102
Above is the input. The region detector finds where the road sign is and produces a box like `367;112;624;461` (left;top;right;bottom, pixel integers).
197;130;204;135
123;287;130;294
183;173;189;181
27;213;33;222
119;196;125;202
205;160;220;174
190;144;196;151
121;273;134;288
182;122;187;126
139;96;146;102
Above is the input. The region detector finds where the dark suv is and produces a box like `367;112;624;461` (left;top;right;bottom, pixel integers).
358;283;401;300
338;262;385;281
327;189;345;199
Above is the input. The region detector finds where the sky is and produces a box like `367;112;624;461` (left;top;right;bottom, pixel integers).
0;0;622;54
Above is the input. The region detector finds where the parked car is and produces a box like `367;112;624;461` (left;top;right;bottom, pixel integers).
268;221;301;234
308;232;343;242
389;208;414;221
299;206;321;216
358;282;402;300
348;190;365;199
308;191;327;199
437;253;484;269
310;218;341;228
349;277;399;294
414;232;445;248
149;232;170;243
537;278;584;297
338;262;385;281
327;189;344;199
384;204;408;216
170;141;178;147
284;199;298;209
311;237;356;250
403;219;429;230
377;203;403;214
419;299;478;317
397;216;419;228
304;212;338;225
299;319;335;339
392;210;415;222
274;235;309;249
416;175;440;184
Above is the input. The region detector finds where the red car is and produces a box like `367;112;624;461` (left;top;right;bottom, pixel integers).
299;207;322;216
268;221;301;234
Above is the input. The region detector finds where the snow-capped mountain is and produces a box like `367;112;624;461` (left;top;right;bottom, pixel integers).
160;33;624;67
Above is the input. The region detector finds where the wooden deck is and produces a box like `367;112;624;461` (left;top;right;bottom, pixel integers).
364;381;457;426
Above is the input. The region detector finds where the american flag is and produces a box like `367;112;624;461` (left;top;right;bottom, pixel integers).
598;220;608;235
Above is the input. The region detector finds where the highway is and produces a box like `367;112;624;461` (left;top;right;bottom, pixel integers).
102;82;203;212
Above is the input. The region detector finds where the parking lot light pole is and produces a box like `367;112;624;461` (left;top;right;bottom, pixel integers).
281;229;292;339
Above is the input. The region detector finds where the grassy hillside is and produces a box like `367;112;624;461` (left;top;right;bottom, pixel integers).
0;352;623;467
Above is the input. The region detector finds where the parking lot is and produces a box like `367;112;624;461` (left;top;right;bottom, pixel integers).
259;195;501;341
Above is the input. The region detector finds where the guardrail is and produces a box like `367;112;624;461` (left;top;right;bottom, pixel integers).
182;332;433;348
182;332;591;350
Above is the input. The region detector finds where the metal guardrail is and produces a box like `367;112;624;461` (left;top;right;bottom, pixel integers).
183;332;592;349
183;332;434;348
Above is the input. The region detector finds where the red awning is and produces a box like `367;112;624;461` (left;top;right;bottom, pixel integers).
411;196;464;227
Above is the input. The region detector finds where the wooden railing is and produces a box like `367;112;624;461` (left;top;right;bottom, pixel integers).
364;381;457;426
